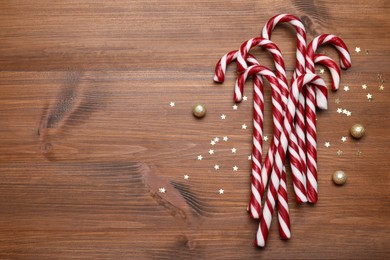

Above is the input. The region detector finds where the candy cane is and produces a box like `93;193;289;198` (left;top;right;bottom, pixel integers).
305;34;351;203
261;14;309;201
314;54;341;90
256;74;327;247
236;37;307;205
236;65;291;238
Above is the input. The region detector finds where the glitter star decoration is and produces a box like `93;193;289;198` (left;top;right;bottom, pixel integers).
219;189;224;194
319;69;325;74
209;149;214;155
232;104;238;110
367;93;373;101
214;137;219;142
184;175;189;180
346;111;352;116
335;98;340;104
355;47;361;53
169;102;175;107
210;140;216;146
263;136;268;141
341;136;347;142
324;142;331;148
343;85;350;92
214;164;220;170
221;114;226;120
197;155;203;160
337;108;343;113
337;150;343;156
243;96;248;101
159;187;166;193
362;84;367;90
242;124;247;130
379;85;384;91
223;136;228;141
233;166;239;171
248;155;252;160
231;147;237;153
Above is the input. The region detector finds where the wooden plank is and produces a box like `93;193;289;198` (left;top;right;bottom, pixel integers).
0;1;389;259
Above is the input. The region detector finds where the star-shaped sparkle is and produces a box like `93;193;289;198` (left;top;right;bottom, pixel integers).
221;114;226;120
325;142;330;148
169;102;175;107
233;104;238;110
219;189;224;194
362;84;367;90
214;164;220;170
337;108;343;113
231;147;237;153
233;166;238;171
335;98;340;104
243;96;248;101
223;136;228;141
214;137;219;142
379;85;384;91
242;124;247;130
197;155;203;160
159;187;166;193
248;155;252;160
341;136;347;142
344;86;350;92
184;175;189;180
210;140;216;146
342;109;348;114
209;149;214;155
367;93;373;101
355;47;361;53
319;69;325;74
346;111;352;116
263;136;268;141
337;150;343;156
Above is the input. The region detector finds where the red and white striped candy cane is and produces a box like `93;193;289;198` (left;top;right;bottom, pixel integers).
236;65;291;238
314;54;341;90
305;34;351;203
256;74;327;247
236;37;307;205
261;14;308;200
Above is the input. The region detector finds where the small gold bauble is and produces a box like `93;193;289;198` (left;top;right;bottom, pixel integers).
332;170;347;185
350;123;365;139
192;104;206;118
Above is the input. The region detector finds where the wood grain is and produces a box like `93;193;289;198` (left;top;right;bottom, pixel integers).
0;1;389;259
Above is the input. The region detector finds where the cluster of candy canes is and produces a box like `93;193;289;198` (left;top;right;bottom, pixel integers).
213;14;351;247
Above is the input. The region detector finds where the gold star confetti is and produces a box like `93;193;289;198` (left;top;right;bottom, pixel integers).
248;155;252;160
243;96;248;101
355;47;361;53
210;140;216;146
335;98;340;104
319;69;325;74
214;164;220;170
362;84;367;90
233;165;239;171
209;149;214;155
223;136;228;141
341;136;347;142
214;137;219;142
263;136;268;141
379;85;384;91
356;150;362;156
159;187;166;193
221;114;226;120
242;124;247;130
337;150;343;156
233;104;238;110
219;189;224;194
343;85;350;92
169;102;175;107
184;175;189;180
197;155;203;160
337;108;342;113
231;147;237;154
366;93;373;101
325;142;330;148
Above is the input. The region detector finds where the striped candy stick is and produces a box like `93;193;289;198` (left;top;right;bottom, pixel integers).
236;37;307;205
256;74;328;247
236;65;291;238
212;51;267;219
261;14;308;184
305;34;351;203
314;54;341;90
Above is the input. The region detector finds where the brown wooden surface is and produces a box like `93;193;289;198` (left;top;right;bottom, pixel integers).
0;1;389;259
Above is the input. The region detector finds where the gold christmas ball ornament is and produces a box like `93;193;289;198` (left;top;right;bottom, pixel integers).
192;104;206;118
350;124;365;139
332;170;347;185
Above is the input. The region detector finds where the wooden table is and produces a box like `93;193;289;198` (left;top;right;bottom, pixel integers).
0;1;389;259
